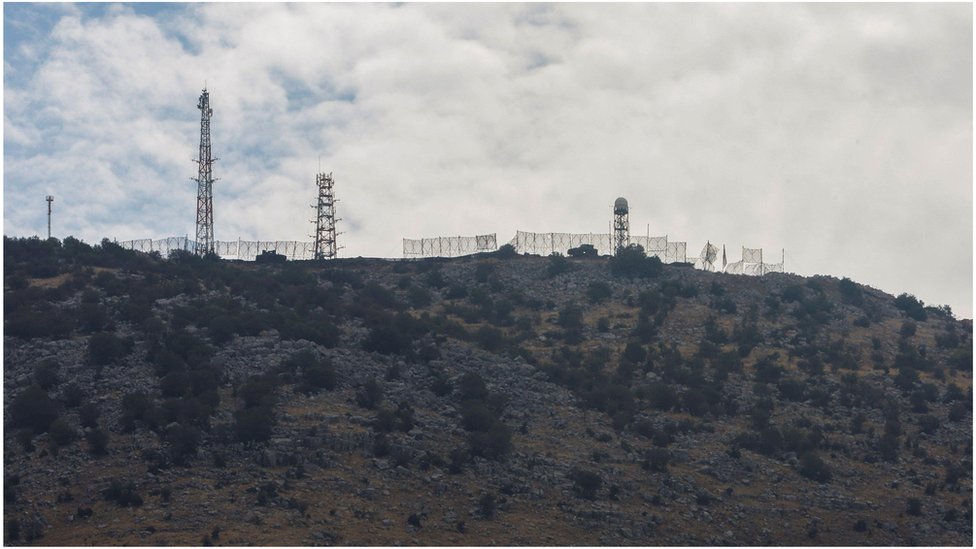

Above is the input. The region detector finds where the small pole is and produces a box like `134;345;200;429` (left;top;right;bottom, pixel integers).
46;195;54;239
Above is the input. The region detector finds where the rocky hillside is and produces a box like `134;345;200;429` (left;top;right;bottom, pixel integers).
3;236;973;546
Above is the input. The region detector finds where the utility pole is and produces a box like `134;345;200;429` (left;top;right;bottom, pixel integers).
46;195;54;239
193;87;217;255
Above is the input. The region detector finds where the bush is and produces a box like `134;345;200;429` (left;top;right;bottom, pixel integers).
165;423;202;465
567;244;598;258
586;281;612;303
894;293;927;321
468;422;512;460
546;254;571;277
234;405;275;443
610;245;663;278
495;244;517;259
460;401;496;432
798;452;831;483
906;497;922;516
86;429;109;456
33;359;61;390
458;372;489;401
571;469;602;500
102;480;143;507
642;448;670;472
8;385;59;434
88;332;130;366
475;325;504;352
356;379;384;410
48;418;77;447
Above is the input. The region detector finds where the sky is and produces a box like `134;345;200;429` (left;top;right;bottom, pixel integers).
3;2;973;318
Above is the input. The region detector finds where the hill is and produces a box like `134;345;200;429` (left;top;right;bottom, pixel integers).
3;236;972;545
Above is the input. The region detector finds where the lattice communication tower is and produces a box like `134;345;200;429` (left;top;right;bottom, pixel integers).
613;197;630;254
193;88;217;256
312;172;341;260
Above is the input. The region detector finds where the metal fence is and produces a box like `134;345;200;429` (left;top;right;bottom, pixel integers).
117;236;317;261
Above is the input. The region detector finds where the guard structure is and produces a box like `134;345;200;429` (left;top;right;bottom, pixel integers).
312;172;340;260
46;195;54;239
613;197;630;254
193;88;217;256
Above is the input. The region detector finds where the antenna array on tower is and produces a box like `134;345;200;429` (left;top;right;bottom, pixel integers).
312;172;341;260
193;88;217;256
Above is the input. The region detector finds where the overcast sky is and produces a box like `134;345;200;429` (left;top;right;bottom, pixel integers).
3;2;972;317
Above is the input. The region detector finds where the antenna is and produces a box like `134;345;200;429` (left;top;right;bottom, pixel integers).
192;87;218;256
311;171;342;260
46;195;54;239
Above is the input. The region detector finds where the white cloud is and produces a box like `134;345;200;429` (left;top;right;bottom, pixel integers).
3;3;971;317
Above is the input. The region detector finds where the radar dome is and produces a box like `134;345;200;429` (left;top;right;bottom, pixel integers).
614;197;629;214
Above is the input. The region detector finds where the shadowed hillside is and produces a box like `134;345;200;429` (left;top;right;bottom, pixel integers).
3;236;972;546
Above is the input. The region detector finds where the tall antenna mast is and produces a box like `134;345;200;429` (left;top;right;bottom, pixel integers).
613;197;630;255
46;195;54;239
193;87;217;256
311;171;341;260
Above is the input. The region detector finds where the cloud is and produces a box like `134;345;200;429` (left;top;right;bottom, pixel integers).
3;3;972;317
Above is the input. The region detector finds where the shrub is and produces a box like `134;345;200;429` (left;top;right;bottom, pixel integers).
475;325;504;352
571;469;602;500
478;493;497;519
356;379;384;410
798;452;832;483
948;402;968;422
86;429;109;456
234;405;275;443
610;245;663;278
586;281;612;303
165;423;202;465
79;402;101;429
468;422;512;460
894;293;927;321
461;401;496;432
88;332;130;366
48;418;77;447
458;372;490;401
8;385;59;434
33;359;61;390
567;244;598;258
906;497;922;516
642;448;670;472
495;244;517;259
546;254;571;277
102;480;143;507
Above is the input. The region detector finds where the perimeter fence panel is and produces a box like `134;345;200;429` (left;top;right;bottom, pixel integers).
402;234;497;258
742;247;763;264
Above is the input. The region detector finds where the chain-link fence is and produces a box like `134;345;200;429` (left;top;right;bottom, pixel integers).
402;234;497;258
508;231;689;263
117;237;317;261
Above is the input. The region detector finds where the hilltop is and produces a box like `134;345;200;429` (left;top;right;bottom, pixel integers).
3;236;973;546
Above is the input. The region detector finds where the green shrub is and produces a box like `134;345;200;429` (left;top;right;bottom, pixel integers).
468;422;512;460
546;254;571;277
610;245;663;278
586;281;612;303
356;379;384;410
798;452;831;483
9;385;59;434
495;244;517;259
571;469;602;500
234;405;275;443
102;480;143;507
567;244;598;258
48;417;77;447
86;429;109;456
88;332;131;366
33;359;61;390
